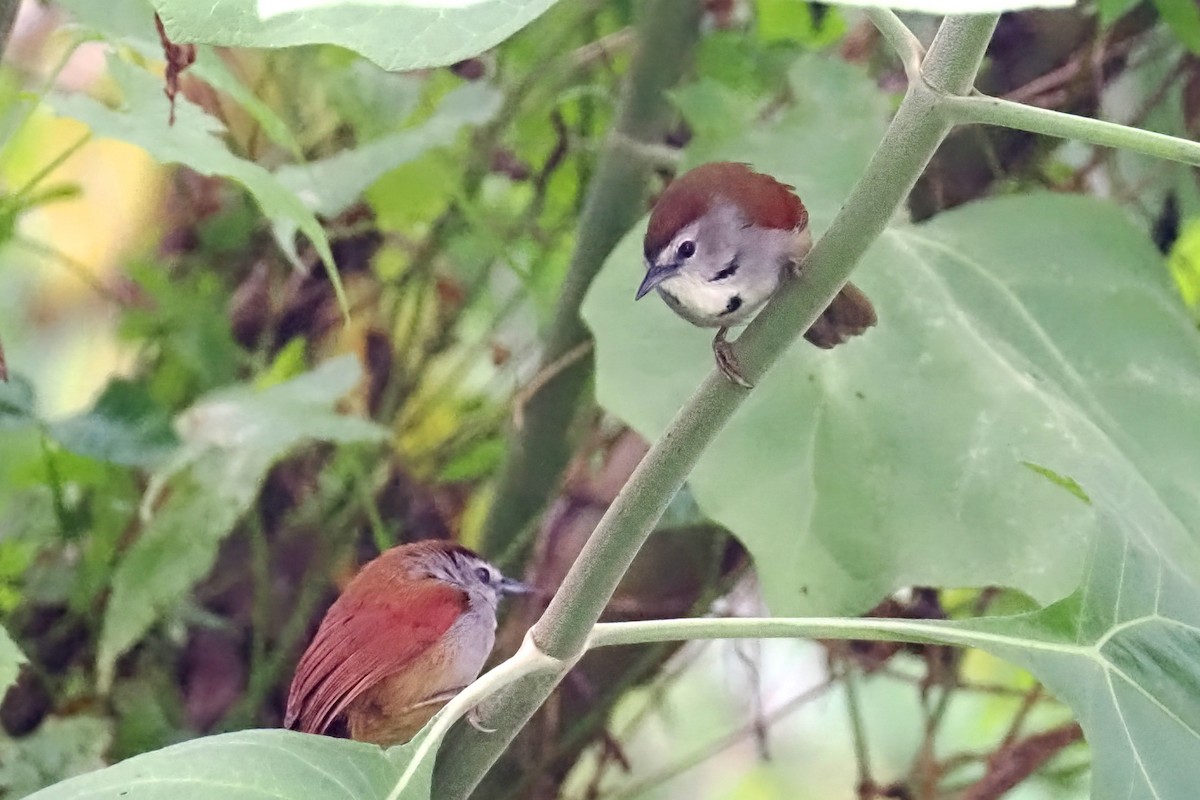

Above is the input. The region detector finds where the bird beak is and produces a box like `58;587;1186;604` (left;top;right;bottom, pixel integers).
498;576;531;596
635;262;678;300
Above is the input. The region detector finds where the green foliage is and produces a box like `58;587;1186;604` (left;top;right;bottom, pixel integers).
0;625;26;702
47;381;178;469
1168;217;1200;310
7;2;1200;799
1153;0;1200;53
942;468;1200;800
585;56;1200;619
152;0;564;71
45;56;336;285
95;357;387;689
273;81;502;241
0;717;111;798
22;729;413;800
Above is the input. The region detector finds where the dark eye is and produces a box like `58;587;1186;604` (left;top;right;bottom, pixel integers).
475;566;492;584
676;240;696;259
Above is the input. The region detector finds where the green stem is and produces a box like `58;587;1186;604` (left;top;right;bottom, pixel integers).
586;616;1043;653
0;0;17;60
433;13;999;799
843;666;875;796
864;8;925;79
384;633;565;800
943;93;1200;167
478;0;703;557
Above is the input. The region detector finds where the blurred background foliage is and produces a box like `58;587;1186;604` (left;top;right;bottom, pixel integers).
0;0;1198;798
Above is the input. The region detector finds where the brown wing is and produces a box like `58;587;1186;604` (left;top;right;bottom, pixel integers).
645;162;808;259
804;281;877;349
284;579;466;735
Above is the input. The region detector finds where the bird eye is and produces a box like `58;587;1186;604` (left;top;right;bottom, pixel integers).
475;566;493;584
676;240;696;259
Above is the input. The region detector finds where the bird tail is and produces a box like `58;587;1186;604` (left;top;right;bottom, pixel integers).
803;281;877;349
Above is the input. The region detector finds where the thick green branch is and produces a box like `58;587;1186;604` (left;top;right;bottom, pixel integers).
433;13;999;799
479;0;703;557
943;93;1200;167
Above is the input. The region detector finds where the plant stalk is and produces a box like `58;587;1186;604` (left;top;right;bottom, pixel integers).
943;93;1200;167
478;0;703;558
433;13;999;799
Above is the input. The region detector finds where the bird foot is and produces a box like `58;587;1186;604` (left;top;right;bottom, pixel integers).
712;329;753;389
467;707;497;734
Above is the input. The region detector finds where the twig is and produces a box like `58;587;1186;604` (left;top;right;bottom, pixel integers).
512;340;593;431
599;678;837;800
961;722;1083;800
843;666;878;798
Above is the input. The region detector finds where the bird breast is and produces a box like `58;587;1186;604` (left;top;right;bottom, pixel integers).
656;264;780;328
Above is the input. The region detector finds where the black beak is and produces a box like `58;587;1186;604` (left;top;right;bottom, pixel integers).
635;262;678;300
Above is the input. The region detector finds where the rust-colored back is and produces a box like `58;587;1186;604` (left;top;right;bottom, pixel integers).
644;162;808;260
285;546;467;736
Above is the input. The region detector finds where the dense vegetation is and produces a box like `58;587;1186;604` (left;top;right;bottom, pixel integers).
1;1;1199;798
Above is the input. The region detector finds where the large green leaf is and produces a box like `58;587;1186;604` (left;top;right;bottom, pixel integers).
22;730;408;800
836;0;1073;9
95;357;387;689
19;717;455;800
152;0;561;71
583;55;1200;618
943;463;1200;800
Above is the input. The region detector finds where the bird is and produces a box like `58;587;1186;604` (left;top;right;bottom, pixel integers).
636;161;876;387
285;540;527;746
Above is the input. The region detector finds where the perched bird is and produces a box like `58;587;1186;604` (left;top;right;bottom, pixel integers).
637;161;876;387
285;540;527;746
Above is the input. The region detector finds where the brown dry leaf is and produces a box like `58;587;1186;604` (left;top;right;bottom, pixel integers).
155;13;197;126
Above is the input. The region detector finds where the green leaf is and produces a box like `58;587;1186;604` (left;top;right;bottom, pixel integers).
0;375;37;429
47;380;179;469
273;81;501;244
152;0;562;71
1154;0;1200;53
0;625;27;699
1022;461;1091;504
841;0;1072;9
1097;0;1141;24
1169;217;1200;309
584;55;1200;618
58;0;304;157
22;729;404;800
941;467;1200;800
95;357;387;689
0;717;111;798
45;56;337;293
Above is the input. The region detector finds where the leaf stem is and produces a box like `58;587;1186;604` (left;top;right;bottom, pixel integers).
864;8;924;81
942;93;1200;168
